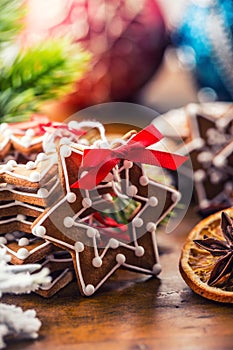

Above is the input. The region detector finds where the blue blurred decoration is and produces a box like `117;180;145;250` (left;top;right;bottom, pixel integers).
172;0;233;101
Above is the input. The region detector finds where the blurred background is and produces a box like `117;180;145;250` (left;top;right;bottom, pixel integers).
0;0;232;121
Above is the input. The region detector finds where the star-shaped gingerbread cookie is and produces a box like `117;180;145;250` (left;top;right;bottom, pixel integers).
182;104;233;212
32;134;182;296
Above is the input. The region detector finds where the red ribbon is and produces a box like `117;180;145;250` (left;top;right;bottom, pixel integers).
71;124;187;190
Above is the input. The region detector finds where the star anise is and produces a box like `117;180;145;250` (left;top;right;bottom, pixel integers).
194;212;233;287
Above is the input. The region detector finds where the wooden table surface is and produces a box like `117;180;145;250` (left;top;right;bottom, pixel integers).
3;204;233;350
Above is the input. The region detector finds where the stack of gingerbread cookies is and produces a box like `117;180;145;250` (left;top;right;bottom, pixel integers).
0;117;186;297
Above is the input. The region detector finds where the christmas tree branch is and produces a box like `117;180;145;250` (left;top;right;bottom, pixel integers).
0;40;90;121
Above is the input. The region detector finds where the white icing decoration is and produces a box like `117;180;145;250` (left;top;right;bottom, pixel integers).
63;217;74;228
126;185;138;197
34;226;46;237
85;284;95;296
17;214;26;221
194;169;206;182
66;192;77;203
123;160;133;169
139;175;149;186
82;197;92;208
148;196;158;207
18;237;30;247
152;263;162;275
109;238;119;249
86;227;97;238
146;222;157;232
36;153;48;162
213;155;226;168
29;172;40;182
37;188;49;198
3;163;13;172
102;193;113;202
5;233;15;241
116;254;126;264
16;248;29;259
92;257;102;268
25;128;35;137
172;191;181;202
197;151;213;163
26;161;36;170
74;241;84;252
7;160;17;167
135;246;145;257
60;145;72;158
132;217;143;228
0;237;7;245
68;120;79;129
60;137;71;145
0;123;8;131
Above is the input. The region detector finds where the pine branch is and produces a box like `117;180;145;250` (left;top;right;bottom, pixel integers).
0;0;24;46
0;40;90;121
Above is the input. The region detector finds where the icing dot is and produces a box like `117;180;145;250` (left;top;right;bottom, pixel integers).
126;185;138;197
213;155;226;168
63;216;74;228
60;145;72;158
92;256;102;268
3;163;13;172
66;192;77;203
34;225;46;237
0;123;8;132
172;192;181;202
37;188;49;198
149;196;158;207
80;171;88;178
194;169;206;182
109;238;119;249
17;248;29;260
17;214;26;221
132;217;143;228
135;246;145;257
124;160;133;169
0;237;7;245
152;263;162;275
197;151;212;163
146;222;157;232
68;120;79;129
79;138;89;146
116;253;126;264
200;199;209;209
25;129;35;138
86;227;97;238
21;136;31;147
74;241;84;252
5;233;15;241
3;129;12;137
18;237;29;247
85;284;95;296
26;161;36;170
82;197;92;208
60;137;71;145
36;153;48;161
30;172;40;182
195;138;205;149
102;193;113;202
104;173;114;182
139;175;149;186
7;160;17;167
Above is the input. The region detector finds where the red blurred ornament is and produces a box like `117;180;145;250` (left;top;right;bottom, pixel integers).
22;0;166;113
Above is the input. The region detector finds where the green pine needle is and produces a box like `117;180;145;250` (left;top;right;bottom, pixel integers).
0;0;24;45
0;40;90;121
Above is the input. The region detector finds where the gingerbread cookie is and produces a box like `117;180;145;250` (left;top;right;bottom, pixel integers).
32;124;185;296
35;251;75;298
0;230;54;265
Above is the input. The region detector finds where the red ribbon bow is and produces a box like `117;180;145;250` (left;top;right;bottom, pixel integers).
71;124;187;190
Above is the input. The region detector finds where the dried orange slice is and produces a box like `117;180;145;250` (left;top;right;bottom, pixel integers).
180;208;233;303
